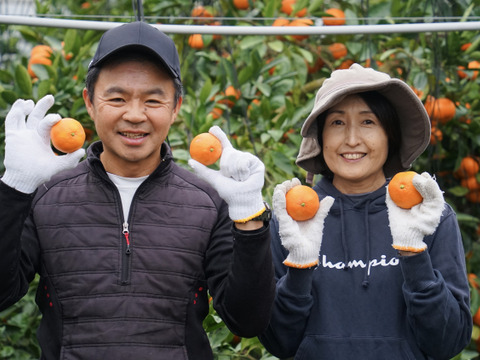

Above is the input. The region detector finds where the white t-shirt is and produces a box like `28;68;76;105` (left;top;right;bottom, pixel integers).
107;172;148;221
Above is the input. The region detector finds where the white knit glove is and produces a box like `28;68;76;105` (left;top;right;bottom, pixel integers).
2;95;85;194
386;172;445;252
273;178;334;268
188;126;265;222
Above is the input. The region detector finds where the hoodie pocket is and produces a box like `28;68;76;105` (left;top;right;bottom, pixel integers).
295;335;417;360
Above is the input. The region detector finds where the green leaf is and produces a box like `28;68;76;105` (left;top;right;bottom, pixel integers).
172;148;190;162
14;64;32;97
267;40;284;53
456;213;480;223
63;29;78;56
199;77;213;103
271;150;295;174
238;66;254;85
220;58;237;87
379;48;398;61
0;69;13;83
36;79;52;99
267;129;284;142
256;82;271;97
308;0;324;13
31;64;50;81
262;0;280;18
297;47;313;63
448;186;469;197
239;36;265;50
15;26;39;42
1;90;19;105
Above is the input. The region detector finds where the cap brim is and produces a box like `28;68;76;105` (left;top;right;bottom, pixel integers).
89;22;181;81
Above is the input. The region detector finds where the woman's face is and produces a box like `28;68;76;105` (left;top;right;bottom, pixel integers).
322;94;389;194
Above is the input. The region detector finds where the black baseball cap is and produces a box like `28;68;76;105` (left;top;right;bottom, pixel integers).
89;21;181;81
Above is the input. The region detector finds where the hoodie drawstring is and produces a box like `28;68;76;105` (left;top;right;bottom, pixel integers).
362;200;371;288
339;199;349;268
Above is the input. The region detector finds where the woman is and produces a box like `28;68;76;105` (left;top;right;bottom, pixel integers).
260;64;472;359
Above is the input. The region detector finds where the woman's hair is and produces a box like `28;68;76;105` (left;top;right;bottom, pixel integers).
84;49;183;107
316;90;401;180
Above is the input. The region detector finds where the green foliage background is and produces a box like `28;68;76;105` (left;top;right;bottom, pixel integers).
1;0;480;358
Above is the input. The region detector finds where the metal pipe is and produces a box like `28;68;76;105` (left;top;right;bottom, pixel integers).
0;15;479;35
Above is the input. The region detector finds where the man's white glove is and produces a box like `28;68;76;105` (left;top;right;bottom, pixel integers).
188;126;265;222
2;95;85;194
386;172;445;252
273;178;334;268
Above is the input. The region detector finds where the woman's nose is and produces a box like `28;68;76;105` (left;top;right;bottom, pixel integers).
344;125;361;146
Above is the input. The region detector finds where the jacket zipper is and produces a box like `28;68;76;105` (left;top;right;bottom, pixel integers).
121;221;131;285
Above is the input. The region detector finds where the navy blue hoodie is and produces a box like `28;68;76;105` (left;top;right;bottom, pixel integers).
260;177;472;360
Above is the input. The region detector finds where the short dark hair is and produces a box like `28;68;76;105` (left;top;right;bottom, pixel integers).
85;49;183;106
316;90;401;180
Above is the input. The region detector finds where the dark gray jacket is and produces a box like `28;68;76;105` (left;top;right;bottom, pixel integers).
0;141;275;360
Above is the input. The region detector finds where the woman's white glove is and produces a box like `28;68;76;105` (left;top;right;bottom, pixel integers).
188;126;265;222
386;172;445;252
273;178;334;268
2;95;85;194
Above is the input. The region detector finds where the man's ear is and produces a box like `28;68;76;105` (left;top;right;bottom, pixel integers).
83;88;94;119
171;96;183;125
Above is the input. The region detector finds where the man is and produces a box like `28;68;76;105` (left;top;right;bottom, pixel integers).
0;21;274;359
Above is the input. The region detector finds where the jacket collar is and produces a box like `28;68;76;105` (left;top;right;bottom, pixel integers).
86;141;174;180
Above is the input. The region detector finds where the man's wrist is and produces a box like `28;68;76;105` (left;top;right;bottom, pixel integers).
234;220;265;231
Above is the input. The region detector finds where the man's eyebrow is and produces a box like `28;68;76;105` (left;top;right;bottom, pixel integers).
103;86;167;96
145;88;167;96
104;86;126;95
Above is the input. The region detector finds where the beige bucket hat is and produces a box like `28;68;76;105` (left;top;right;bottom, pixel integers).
296;63;431;178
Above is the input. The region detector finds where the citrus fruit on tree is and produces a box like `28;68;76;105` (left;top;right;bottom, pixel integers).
322;8;346;26
233;0;250;10
50;118;86;153
188;34;204;49
285;185;320;221
280;0;307;17
424;96;456;125
328;43;348;60
388;171;423;209
189;133;222;166
459;156;479;178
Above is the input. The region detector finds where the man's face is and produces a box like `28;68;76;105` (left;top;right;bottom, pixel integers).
83;59;182;177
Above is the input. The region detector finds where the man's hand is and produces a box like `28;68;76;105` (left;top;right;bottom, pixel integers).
2;95;85;193
188;126;265;223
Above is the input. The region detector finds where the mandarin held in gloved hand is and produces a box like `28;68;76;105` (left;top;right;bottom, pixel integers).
388;171;424;209
285;184;320;221
189;132;223;166
50;117;86;153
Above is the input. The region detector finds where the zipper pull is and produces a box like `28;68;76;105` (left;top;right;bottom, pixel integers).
123;221;131;255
